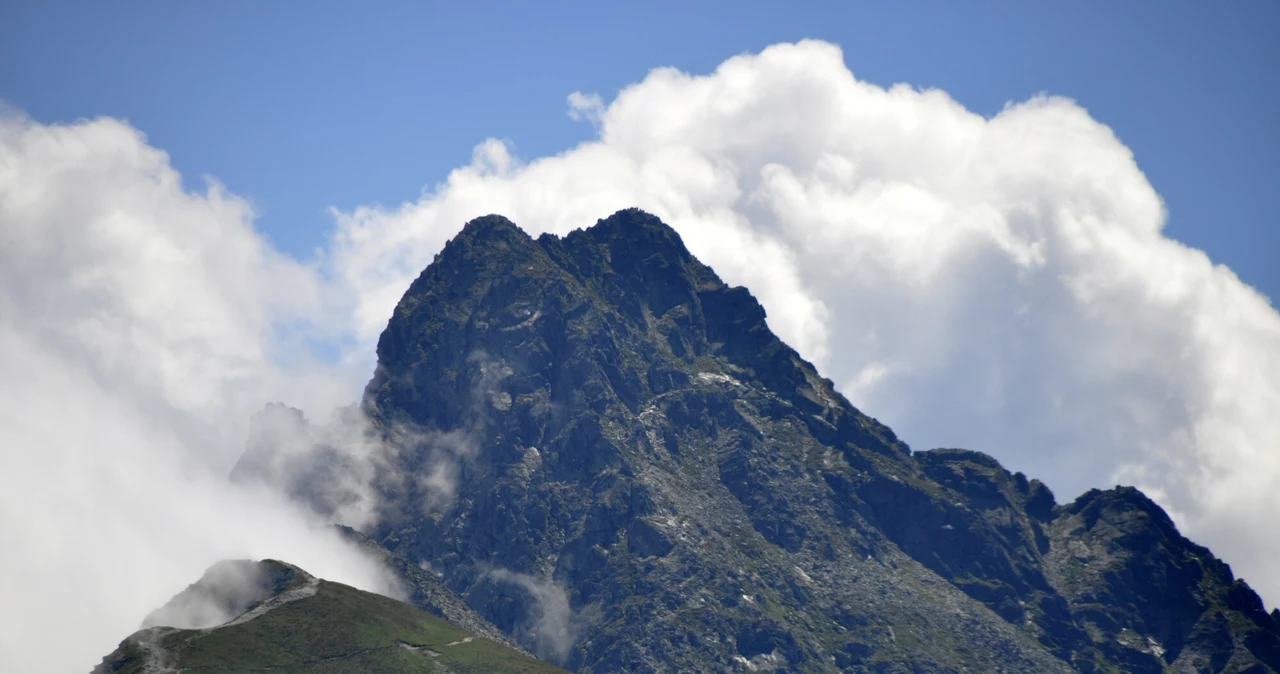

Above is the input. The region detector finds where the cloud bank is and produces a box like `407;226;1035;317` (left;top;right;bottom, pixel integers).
2;39;1278;671
0;111;392;673
328;41;1280;604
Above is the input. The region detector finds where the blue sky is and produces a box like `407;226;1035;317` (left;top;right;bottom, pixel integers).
3;1;1277;302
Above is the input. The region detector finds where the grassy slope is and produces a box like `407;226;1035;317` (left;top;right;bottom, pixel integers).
104;580;567;674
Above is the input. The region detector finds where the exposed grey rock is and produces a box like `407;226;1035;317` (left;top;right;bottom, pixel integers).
243;208;1279;673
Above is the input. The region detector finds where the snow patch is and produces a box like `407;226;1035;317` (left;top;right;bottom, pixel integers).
697;372;742;387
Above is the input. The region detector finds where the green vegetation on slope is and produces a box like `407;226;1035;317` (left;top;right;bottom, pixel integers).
97;568;567;674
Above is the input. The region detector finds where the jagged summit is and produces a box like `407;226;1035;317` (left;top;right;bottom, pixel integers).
1065;484;1181;531
231;209;1280;672
439;213;538;265
462;213;527;238
562;208;698;263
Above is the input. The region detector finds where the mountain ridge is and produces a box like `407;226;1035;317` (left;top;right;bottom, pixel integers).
234;208;1279;673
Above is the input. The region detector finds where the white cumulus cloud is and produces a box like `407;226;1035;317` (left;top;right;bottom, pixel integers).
0;111;392;673
326;40;1280;606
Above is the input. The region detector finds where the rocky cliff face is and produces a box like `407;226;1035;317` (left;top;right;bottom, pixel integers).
241;209;1280;673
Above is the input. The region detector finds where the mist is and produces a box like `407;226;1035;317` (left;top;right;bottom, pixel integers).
0;111;395;673
486;569;583;664
0;323;401;672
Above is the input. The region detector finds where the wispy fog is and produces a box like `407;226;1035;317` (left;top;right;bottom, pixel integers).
486;569;584;664
0;111;394;673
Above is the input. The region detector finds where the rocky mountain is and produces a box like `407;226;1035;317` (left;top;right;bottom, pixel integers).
94;559;567;673
236;209;1280;673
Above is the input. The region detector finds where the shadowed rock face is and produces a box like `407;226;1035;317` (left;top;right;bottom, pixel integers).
263;209;1278;672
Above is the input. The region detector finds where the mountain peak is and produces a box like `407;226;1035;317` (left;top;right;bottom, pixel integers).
574;208;693;261
459;213;529;243
236;209;1280;672
1065;485;1180;534
359;210;1077;671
